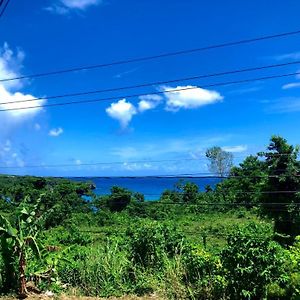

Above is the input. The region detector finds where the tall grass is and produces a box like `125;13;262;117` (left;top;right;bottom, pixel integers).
76;239;132;297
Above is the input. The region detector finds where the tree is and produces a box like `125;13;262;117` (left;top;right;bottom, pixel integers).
216;155;267;206
0;197;42;297
182;182;199;203
206;146;233;176
259;135;300;242
97;186;132;212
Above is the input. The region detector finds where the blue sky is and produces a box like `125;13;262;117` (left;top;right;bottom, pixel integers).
0;0;300;176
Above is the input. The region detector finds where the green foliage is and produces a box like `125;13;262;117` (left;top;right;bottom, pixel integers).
0;197;43;295
127;221;184;269
1;135;300;298
221;223;286;299
94;186;132;212
260;135;300;241
216;155;267;205
72;240;132;297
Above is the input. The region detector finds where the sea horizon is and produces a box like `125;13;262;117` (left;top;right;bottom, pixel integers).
69;176;222;200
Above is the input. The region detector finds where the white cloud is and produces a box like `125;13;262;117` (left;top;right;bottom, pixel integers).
111;146;139;159
0;42;25;90
0;85;45;119
3;139;11;152
265;97;300;113
34;123;41;131
47;0;102;14
75;159;82;165
0;43;46;129
273;51;300;61
106;99;137;129
138;94;163;112
49;127;63;137
222;145;248;153
122;162;158;171
161;85;223;112
282;82;300;90
0;140;25;167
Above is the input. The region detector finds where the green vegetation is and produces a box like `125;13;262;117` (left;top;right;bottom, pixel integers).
0;135;299;299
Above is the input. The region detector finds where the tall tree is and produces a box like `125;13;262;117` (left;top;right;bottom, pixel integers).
259;135;300;243
206;146;233;176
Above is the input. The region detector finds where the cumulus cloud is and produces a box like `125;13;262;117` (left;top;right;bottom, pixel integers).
49;127;64;137
47;0;102;14
161;85;223;112
0;43;46;129
138;94;163;112
106;87;223;128
0;42;25;90
106;99;137;129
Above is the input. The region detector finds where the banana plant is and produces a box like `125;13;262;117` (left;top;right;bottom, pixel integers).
0;196;43;297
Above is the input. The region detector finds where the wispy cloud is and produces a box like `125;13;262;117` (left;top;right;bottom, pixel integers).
113;67;139;79
49;127;64;137
46;0;102;14
272;51;300;61
222;145;248;153
282;82;300;90
265;97;300;113
34;123;41;131
227;86;262;95
0;140;25;167
111;135;234;161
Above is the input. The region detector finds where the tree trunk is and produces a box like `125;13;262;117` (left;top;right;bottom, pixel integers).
19;250;27;298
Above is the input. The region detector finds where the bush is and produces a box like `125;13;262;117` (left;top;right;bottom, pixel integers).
127;221;184;269
182;244;226;299
221;224;286;299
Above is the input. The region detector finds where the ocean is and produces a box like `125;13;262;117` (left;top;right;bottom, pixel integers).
70;177;222;200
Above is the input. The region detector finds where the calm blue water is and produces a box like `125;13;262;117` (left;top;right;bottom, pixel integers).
70;177;221;200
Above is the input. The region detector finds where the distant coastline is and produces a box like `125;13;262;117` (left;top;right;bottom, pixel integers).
69;176;222;200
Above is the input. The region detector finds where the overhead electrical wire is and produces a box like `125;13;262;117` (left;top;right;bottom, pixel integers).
0;0;10;18
1;28;300;82
1;70;300;112
0;153;298;170
0;60;300;107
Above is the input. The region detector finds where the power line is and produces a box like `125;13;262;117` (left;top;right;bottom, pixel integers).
1;70;300;112
0;0;10;18
1;60;300;107
0;158;199;169
104;200;300;205
1;29;300;82
0;155;299;171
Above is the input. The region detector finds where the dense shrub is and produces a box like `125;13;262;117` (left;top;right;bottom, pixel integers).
221;224;286;299
127;221;184;269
